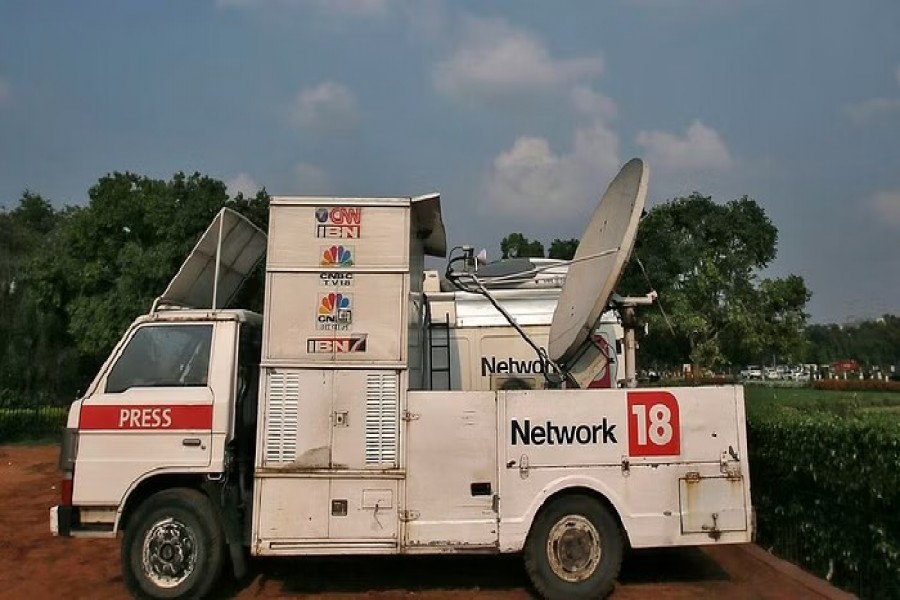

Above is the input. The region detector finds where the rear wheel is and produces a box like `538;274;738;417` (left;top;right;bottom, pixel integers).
524;495;624;600
122;488;225;599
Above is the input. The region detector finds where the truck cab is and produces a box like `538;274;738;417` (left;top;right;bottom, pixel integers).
54;308;261;535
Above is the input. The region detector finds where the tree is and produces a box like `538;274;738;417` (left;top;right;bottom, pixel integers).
500;233;544;259
618;193;810;372
548;238;579;260
24;172;269;393
756;274;811;363
497;235;579;260
806;316;900;367
0;193;72;403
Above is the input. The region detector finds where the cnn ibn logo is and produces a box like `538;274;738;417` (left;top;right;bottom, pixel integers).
317;292;352;330
307;334;368;354
316;207;361;239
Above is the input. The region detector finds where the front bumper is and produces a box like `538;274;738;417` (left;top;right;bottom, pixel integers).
50;505;74;537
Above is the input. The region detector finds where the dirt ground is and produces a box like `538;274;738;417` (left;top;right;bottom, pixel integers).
0;445;853;600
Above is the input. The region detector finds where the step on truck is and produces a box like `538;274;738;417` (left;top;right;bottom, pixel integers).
51;159;753;600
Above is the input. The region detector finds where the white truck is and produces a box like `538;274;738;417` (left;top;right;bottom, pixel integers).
51;159;752;600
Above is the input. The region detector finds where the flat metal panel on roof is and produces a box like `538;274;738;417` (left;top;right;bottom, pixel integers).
159;208;266;309
410;193;446;258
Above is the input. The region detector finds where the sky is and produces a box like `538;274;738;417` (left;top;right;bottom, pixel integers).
0;0;898;324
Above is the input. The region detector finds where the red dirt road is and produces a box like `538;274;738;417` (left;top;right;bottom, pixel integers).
0;445;852;600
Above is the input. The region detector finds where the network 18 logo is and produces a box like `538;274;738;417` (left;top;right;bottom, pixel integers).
316;207;361;239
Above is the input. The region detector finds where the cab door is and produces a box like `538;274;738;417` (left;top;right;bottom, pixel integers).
73;322;224;506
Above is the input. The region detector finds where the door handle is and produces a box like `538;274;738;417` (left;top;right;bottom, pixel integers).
182;438;202;447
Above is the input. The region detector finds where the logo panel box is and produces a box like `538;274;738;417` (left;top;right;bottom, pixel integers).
267;204;414;272
264;272;408;364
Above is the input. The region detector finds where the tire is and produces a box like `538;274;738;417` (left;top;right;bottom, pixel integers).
122;488;225;600
523;495;624;600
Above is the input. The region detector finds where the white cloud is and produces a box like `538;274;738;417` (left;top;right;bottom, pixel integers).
433;17;604;99
844;66;900;122
484;119;620;220
400;0;450;41
871;188;900;227
294;162;330;193
636;120;733;172
226;173;261;198
627;0;739;9
308;0;386;16
216;0;387;16
570;85;616;120
289;81;359;131
846;97;900;122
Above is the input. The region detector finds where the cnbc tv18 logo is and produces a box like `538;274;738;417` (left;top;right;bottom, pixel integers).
320;245;355;287
316;207;361;239
317;292;352;331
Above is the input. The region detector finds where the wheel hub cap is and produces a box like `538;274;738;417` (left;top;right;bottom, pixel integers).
546;515;602;582
142;518;197;588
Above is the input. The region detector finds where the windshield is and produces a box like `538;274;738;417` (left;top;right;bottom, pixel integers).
105;324;214;393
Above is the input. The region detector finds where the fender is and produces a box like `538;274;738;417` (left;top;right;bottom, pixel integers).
498;473;630;553
113;463;225;533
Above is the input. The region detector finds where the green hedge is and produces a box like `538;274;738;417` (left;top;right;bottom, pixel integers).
748;407;900;598
813;379;900;393
0;406;68;442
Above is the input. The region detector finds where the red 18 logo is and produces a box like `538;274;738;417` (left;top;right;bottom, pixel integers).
627;390;681;457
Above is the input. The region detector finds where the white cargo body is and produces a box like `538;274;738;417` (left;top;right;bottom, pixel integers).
52;160;753;600
425;281;623;391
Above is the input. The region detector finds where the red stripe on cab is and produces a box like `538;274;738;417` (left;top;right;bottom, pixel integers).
79;404;213;430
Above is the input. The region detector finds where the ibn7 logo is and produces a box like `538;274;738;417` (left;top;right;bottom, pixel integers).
627;390;681;457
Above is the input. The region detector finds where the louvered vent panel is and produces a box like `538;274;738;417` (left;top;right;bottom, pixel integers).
365;372;399;466
265;372;299;464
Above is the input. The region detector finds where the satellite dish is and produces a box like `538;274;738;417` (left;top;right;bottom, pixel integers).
548;158;648;365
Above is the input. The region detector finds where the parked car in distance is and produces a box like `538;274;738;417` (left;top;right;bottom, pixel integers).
784;365;815;381
741;365;763;380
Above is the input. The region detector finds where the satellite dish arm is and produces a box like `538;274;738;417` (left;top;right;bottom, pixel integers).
610;291;658;306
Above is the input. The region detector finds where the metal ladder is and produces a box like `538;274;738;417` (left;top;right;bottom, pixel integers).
429;313;452;390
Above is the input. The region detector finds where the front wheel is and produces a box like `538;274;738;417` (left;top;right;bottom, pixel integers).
122;488;225;599
523;495;624;600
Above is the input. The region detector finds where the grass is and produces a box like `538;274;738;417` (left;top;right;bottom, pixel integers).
0;405;68;444
744;385;900;420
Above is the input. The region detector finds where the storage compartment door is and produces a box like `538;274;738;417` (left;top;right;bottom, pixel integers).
679;476;748;535
331;370;400;470
404;391;498;549
261;369;332;469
